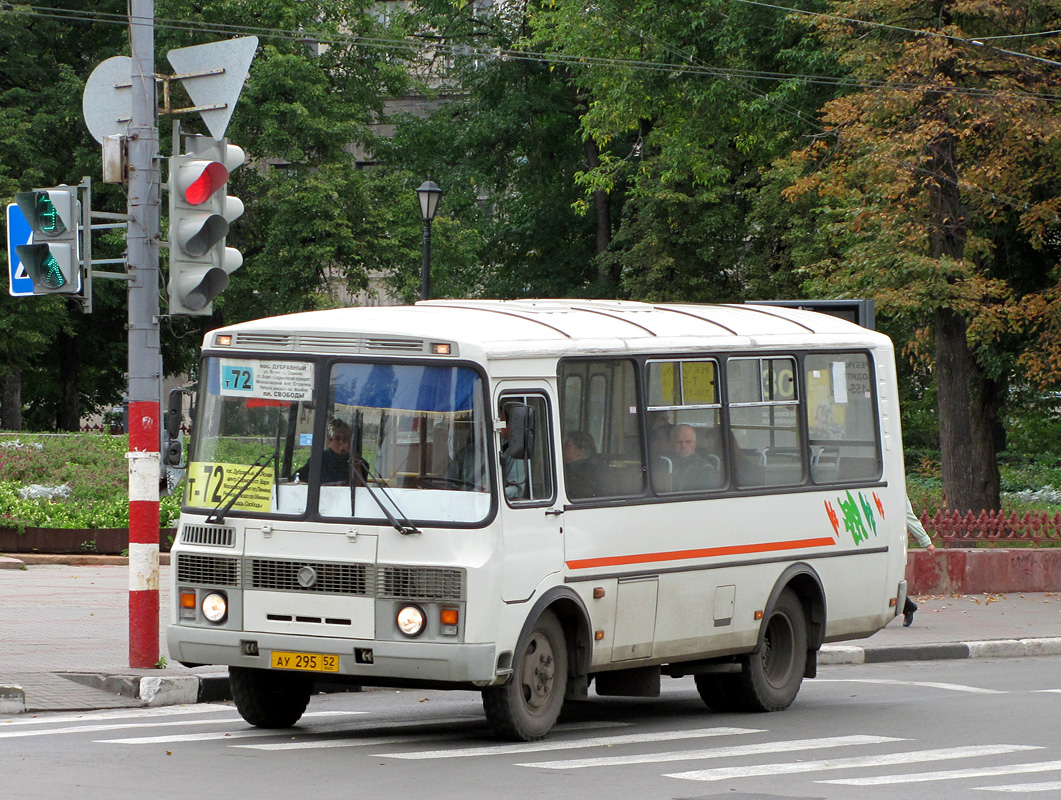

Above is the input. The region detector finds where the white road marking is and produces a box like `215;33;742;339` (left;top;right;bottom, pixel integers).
236;718;628;751
0;705;234;727
91;711;364;744
975;779;1061;792
665;744;1040;782
520;734;902;770
378;727;763;760
239;731;476;751
815;678;1005;694
822;760;1061;786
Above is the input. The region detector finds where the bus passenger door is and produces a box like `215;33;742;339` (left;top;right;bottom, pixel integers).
496;387;563;603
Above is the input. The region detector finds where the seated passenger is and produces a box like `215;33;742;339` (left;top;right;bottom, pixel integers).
563;430;600;499
669;424;720;491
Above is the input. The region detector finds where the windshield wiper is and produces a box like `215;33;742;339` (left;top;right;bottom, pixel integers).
206;452;275;525
350;462;421;536
346;411;419;535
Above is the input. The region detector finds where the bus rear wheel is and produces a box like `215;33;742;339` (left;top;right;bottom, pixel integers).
482;610;568;741
230;666;312;728
737;589;807;711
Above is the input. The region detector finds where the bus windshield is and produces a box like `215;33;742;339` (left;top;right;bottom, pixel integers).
185;357;491;526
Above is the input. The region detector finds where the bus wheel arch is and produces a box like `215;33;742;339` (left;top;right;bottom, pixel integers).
482;588;591;741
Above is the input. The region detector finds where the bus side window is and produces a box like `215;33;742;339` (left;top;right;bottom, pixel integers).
500;395;555;505
805;353;882;484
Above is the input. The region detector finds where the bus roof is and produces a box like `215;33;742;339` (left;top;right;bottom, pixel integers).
208;299;889;359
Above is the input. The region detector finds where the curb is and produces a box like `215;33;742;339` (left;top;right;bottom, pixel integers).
58;671;232;706
0;553;171;567
819;636;1061;665
0;684;25;714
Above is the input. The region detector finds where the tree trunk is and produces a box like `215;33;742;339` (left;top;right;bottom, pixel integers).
934;308;1001;512
923;83;1001;513
582;138;614;289
1;367;22;431
57;324;79;432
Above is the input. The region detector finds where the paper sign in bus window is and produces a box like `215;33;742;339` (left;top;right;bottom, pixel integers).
218;359;314;402
186;461;275;512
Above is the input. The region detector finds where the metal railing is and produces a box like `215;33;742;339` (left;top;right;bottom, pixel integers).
919;509;1061;547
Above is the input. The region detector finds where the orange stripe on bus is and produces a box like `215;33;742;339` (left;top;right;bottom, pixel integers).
565;536;837;571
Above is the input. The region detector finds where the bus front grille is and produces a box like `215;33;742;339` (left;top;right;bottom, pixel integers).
175;553;242;587
180;524;236;548
376;566;464;601
249;558;373;596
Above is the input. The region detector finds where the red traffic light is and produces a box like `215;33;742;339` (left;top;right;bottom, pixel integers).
182;161;229;205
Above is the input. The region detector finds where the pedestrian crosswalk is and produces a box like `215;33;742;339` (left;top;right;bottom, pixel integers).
4;703;1061;793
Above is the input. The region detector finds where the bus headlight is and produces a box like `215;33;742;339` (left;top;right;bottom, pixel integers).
396;605;426;637
201;592;228;623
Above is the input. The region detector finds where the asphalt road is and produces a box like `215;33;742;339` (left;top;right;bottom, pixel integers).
2;656;1059;800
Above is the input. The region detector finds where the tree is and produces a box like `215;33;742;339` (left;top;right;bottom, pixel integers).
528;0;842;302
368;0;605;301
780;0;1061;511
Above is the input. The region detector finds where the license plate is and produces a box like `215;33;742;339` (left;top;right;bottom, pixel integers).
270;651;340;672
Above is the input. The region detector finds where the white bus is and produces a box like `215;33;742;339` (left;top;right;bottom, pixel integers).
167;299;909;741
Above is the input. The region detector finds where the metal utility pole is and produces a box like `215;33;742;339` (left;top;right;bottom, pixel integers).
126;0;162;668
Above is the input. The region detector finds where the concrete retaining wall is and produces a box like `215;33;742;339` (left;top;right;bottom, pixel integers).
907;548;1061;594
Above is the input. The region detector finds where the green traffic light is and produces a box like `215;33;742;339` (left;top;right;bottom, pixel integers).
38;250;67;288
35;193;66;236
15;243;71;291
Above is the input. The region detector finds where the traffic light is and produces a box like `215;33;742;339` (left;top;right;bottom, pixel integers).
14;188;81;294
167;135;245;315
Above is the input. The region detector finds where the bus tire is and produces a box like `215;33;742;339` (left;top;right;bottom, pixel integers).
737;588;807;711
230;666;312;728
482;610;568;741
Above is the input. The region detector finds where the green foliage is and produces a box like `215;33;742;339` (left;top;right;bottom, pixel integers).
0;434;181;528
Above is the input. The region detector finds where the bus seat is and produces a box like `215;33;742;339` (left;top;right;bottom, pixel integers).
837;457;881;481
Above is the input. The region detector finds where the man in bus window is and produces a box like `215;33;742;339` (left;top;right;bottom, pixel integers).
670;424;719;491
563;430;599;499
296;419;364;485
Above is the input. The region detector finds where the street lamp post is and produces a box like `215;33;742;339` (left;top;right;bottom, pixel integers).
416;180;441;301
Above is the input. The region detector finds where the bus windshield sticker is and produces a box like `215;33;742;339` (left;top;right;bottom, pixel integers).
187;461;275;512
218;359;315;402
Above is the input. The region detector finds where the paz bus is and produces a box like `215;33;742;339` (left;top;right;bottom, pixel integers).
166;299;909;741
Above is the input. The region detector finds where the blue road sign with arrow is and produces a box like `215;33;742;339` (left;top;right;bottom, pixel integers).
6;203;36;297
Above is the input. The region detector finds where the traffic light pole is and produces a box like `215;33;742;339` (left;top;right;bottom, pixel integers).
127;0;162;668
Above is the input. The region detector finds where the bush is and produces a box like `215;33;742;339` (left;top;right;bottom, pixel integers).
0;433;181;529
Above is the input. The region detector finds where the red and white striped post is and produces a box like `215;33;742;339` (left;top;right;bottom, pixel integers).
126;0;161;669
128;404;160;667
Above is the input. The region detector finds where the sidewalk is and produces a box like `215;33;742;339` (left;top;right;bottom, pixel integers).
2;559;1060;715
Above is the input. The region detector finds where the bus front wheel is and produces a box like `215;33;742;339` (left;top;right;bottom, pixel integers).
230;666;312;728
482;610;568;741
738;588;807;711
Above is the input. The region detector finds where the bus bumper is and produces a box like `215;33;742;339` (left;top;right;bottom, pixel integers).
166;625;498;684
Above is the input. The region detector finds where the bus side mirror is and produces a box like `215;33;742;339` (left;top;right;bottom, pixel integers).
163;389;185;468
505;404;535;460
166;388;183;439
